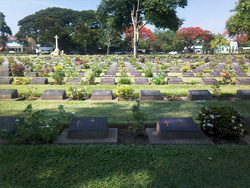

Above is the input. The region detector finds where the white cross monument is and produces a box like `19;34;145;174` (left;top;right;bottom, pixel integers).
51;35;60;55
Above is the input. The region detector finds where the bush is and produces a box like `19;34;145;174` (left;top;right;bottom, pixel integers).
129;100;147;135
12;63;25;76
92;67;102;77
118;78;131;85
144;68;153;77
19;87;41;100
221;69;234;85
69;84;88;100
54;65;63;71
181;66;190;72
139;57;145;63
197;106;244;139
12;78;31;85
0;104;75;144
151;72;166;85
84;70;95;85
117;85;134;100
211;82;221;98
52;69;65;85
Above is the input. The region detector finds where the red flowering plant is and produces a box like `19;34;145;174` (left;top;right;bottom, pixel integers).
221;66;235;85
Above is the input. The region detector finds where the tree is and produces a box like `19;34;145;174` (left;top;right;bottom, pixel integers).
174;27;214;53
0;12;12;51
226;0;250;39
210;34;229;53
98;0;187;58
151;30;176;52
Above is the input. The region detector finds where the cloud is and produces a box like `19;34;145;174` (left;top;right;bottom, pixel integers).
31;0;66;8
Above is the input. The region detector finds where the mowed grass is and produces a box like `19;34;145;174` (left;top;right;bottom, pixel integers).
0;145;250;188
1;100;250;126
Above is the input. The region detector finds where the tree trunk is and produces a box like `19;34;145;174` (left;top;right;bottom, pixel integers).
107;45;110;55
133;25;138;58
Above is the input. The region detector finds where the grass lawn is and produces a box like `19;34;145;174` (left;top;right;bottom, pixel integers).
0;145;250;188
0;100;250;126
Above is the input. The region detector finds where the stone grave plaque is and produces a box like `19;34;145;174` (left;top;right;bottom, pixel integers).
134;78;149;85
182;72;195;77
236;90;250;100
0;71;12;76
208;72;220;77
25;72;38;77
41;90;66;100
100;78;115;85
167;78;183;85
187;90;213;100
24;68;33;73
66;78;81;85
0;89;18;99
170;69;180;73
30;78;48;84
235;72;248;77
105;72;116;77
201;78;218;85
67;117;108;139
156;117;204;139
235;79;250;85
131;72;142;77
0;67;11;72
0;78;14;84
245;117;250;134
78;72;85;77
0;117;24;136
91;90;113;100
140;90;163;101
151;68;159;73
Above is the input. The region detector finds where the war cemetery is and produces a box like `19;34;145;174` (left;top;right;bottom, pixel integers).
0;0;250;187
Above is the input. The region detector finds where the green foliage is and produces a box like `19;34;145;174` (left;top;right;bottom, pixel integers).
84;70;95;85
0;104;75;144
198;106;244;139
19;87;40;100
129;100;147;135
211;82;221;98
65;68;78;78
69;84;88;100
12;78;31;85
144;68;153;77
0;12;12;48
181;66;190;72
221;68;234;85
117;85;134;100
11;63;25;76
92;66;102;77
52;69;65;85
118;78;131;85
151;72;166;85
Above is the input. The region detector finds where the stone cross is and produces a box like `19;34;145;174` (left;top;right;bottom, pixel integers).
76;120;82;127
55;35;59;50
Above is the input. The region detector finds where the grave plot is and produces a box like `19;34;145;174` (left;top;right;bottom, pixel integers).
0;89;19;100
78;72;85;77
208;72;220;77
146;117;214;145
235;78;250;85
30;78;49;84
91;90;113;100
0;117;25;144
182;72;195;77
0;71;12;76
134;78;149;85
187;90;213;100
130;72;142;77
66;78;82;85
167;78;183;85
41;90;67;100
100;78;115;85
0;78;14;84
201;78;218;85
25;72;38;77
140;90;163;101
55;117;118;144
170;69;180;73
105;72;116;77
236;90;250;100
235;72;249;77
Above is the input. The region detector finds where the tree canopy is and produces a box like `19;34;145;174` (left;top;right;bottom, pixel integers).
97;0;187;57
0;12;12;50
226;0;250;39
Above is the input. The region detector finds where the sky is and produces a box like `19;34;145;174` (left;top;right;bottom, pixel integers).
0;0;238;35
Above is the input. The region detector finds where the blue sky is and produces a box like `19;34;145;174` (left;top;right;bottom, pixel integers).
0;0;238;35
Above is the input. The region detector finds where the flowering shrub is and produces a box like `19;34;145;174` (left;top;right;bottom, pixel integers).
12;78;31;85
221;68;234;84
197;106;244;139
54;65;63;71
144;68;153;77
84;70;95;85
69;84;88;100
11;63;25;76
52;69;65;85
0;104;75;144
151;72;166;85
117;85;134;100
181;66;190;72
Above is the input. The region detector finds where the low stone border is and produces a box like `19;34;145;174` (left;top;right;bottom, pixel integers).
0;97;25;101
54;128;118;144
146;128;214;145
